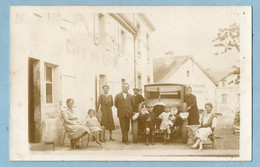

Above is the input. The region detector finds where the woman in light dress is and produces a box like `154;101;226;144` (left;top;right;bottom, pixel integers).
62;98;90;149
190;103;217;150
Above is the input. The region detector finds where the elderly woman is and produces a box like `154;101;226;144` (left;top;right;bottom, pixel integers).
190;103;217;150
62;98;90;149
97;85;115;141
185;86;200;125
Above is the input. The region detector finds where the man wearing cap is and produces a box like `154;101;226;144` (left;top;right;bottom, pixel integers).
133;88;145;113
115;83;135;145
132;88;145;135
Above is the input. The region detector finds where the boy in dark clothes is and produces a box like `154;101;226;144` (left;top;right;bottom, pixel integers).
140;104;157;145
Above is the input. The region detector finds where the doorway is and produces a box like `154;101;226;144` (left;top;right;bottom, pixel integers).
28;58;41;143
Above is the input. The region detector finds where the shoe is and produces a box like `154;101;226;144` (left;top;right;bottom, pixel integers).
124;141;129;145
190;145;198;149
146;135;149;146
100;139;105;143
151;135;155;145
70;140;75;149
110;137;115;141
164;139;167;145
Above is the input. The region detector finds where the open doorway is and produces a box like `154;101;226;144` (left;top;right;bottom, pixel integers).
28;58;41;143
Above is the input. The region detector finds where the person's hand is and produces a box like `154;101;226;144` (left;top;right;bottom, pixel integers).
187;106;191;110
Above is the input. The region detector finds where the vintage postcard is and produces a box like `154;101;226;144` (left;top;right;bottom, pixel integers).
9;6;252;161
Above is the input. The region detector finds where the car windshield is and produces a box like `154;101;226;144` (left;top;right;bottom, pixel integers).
145;85;182;100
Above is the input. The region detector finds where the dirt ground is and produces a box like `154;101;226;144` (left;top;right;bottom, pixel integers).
30;115;239;153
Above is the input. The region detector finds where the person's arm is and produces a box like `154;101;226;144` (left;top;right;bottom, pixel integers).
211;117;217;130
111;95;114;107
115;95;118;109
187;95;197;110
62;111;75;125
97;95;102;111
141;95;145;102
131;96;135;111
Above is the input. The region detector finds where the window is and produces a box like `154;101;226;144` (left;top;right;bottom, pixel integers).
118;29;126;57
146;33;150;50
222;94;228;104
94;13;104;45
187;70;190;77
147;76;151;84
137;23;141;56
138;74;142;89
45;66;53;103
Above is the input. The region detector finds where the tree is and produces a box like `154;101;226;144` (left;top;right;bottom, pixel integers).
213;23;240;55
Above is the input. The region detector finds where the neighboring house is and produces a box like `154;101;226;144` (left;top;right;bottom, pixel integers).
10;9;155;147
215;70;240;116
153;53;218;110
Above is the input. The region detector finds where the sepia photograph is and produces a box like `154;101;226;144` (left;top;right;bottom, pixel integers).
9;6;252;161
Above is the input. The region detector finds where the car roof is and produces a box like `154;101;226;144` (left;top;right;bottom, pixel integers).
144;83;186;87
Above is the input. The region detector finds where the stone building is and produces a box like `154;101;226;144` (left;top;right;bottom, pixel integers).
10;7;155;149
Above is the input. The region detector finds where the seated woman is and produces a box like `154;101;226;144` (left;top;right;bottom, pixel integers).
62;98;90;149
190;103;217;150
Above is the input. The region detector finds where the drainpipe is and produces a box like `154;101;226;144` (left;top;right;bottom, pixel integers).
134;34;137;88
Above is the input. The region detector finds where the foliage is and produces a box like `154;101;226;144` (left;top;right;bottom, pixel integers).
213;23;240;55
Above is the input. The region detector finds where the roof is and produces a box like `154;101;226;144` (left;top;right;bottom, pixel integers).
208;68;237;82
153;56;218;86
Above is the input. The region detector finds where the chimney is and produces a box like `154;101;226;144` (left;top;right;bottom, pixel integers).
164;51;174;66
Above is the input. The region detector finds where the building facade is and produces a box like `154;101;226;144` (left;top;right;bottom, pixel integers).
153;54;218;110
10;7;155;148
215;72;240;116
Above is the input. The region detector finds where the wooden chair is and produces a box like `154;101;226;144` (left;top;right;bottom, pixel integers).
60;117;90;149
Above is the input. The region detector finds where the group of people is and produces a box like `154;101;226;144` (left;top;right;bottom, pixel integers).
62;83;217;151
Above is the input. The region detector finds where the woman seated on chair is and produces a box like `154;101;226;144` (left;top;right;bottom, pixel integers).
190;103;217;151
62;98;90;149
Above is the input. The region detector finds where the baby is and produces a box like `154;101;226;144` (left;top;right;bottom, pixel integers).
85;109;104;145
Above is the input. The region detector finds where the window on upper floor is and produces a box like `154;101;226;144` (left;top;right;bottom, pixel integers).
222;94;228;104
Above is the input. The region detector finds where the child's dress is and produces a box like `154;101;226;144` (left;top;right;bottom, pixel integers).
159;112;173;130
85;116;102;133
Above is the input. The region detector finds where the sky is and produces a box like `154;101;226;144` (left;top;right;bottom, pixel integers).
149;6;249;70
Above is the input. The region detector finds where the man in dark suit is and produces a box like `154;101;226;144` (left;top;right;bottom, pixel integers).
132;88;145;135
133;88;144;113
115;83;135;145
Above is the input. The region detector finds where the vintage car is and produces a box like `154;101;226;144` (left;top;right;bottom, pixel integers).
132;83;189;143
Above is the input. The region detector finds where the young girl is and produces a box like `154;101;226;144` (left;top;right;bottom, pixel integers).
158;105;173;144
85;109;104;145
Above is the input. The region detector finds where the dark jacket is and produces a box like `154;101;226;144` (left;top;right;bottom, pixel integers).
184;94;199;125
133;94;144;113
115;92;135;118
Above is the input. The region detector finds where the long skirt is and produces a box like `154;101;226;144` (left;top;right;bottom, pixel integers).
101;106;115;130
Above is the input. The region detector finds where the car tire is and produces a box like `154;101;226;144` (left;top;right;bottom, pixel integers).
132;119;139;143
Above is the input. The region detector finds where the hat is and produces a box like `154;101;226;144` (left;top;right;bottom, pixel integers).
133;87;139;90
102;85;109;89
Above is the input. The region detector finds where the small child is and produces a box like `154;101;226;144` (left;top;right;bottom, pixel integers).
85;109;104;145
158;105;173;144
140;104;157;145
